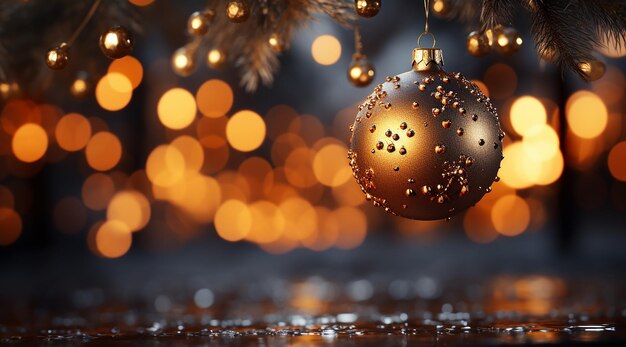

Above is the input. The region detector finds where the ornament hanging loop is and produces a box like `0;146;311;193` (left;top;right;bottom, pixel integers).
417;31;436;48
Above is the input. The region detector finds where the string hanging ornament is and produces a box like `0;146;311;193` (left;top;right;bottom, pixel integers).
347;26;375;87
348;0;504;221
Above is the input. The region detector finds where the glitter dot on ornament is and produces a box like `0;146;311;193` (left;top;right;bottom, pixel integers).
348;45;504;220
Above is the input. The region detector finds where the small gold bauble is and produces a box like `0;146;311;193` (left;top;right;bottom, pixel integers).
99;26;134;59
45;43;69;70
579;59;606;81
268;33;287;53
348;48;504;220
206;48;227;69
226;0;250;23
431;0;451;16
70;71;91;98
171;46;197;76
187;10;214;36
494;27;522;55
466;31;490;57
0;82;19;99
348;57;376;87
355;0;381;18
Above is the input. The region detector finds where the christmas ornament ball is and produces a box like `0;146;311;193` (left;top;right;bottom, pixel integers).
45;43;69;70
187;10;214;36
348;48;504;220
348;57;376;87
579;59;606;81
226;0;250;23
466;31;490;57
355;0;381;18
494;27;522;55
99;26;134;59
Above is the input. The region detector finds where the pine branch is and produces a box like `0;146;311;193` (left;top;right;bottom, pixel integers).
480;0;517;30
530;0;593;78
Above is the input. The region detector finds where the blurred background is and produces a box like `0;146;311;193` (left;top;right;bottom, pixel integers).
1;0;626;323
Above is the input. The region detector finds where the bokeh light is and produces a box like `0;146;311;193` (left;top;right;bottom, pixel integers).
158;88;197;130
108;56;143;89
55;113;92;151
226;110;266;152
313;143;352;187
82;173;116;210
215;200;252;242
95;73;133;111
85;132;122;171
566;90;608;139
146;145;186;187
311;35;341;66
0;208;22;246
464;206;498;243
12;123;48;163
196;79;233;118
332;207;367;249
107;190;151;232
521;124;559;162
171;135;204;172
95;220;132;258
608;141;626;182
491;194;530;236
510;96;547;136
128;0;154;6
483;63;517;100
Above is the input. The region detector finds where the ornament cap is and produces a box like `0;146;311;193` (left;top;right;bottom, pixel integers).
412;48;444;71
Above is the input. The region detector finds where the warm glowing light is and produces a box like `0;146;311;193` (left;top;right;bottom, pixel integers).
215;200;252;242
510;96;547;136
107;190;151;232
71;78;88;96
196;79;234;118
158;173;221;223
499;142;535;189
146;145;186;187
12;123;48;162
332;207;367;249
332;179;366;207
521;124;559;162
226;110;266;152
55;113;92;151
302;207;339;251
170;135;204;172
85;132;122;171
95;220;132;258
82;173;116;210
313;143;352;187
128;0;154;6
532;150;563;186
279;197;317;241
207;48;226;68
53;197;87;234
566;90;608;139
491;194;530;236
95;73;133;111
311;35;341;66
598;35;626;58
157;88;197;130
284;147;317;188
247;200;285;244
108;56;143;89
0;208;22;246
608;141;626;181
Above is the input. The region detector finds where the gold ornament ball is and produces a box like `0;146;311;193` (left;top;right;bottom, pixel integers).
171;46;197;76
355;0;381;18
431;0;451;16
348;48;504;220
348;57;376;87
466;31;490;57
45;43;69;70
226;0;250;23
207;48;227;69
579;59;606;81
494;27;522;55
268;33;287;53
99;26;134;59
187;10;214;36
